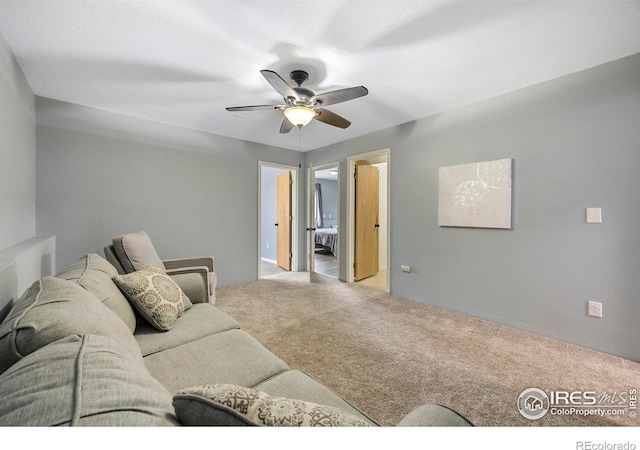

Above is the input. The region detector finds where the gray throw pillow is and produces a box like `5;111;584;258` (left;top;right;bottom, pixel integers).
113;265;192;331
173;384;371;427
0;276;143;374
112;230;166;273
0;334;178;426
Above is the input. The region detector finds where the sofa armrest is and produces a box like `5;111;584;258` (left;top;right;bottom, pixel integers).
167;267;209;304
396;404;473;427
163;256;215;273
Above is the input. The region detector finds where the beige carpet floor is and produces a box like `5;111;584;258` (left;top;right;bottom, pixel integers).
216;272;639;427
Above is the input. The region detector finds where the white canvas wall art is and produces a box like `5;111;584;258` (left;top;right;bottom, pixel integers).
438;158;513;229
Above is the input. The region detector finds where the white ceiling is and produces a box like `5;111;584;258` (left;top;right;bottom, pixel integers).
1;1;639;151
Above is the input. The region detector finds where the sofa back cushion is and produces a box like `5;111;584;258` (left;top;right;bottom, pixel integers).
0;334;178;426
0;276;143;374
57;253;137;333
113;230;166;273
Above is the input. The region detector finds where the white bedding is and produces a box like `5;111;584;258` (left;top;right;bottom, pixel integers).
315;228;338;257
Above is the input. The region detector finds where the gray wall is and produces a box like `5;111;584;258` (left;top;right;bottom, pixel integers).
304;53;640;362
316;178;338;228
0;34;55;317
0;32;35;249
36;98;304;287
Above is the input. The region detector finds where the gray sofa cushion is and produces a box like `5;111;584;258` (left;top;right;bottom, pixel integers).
113;230;166;273
143;329;289;395
253;369;379;426
168;272;209;305
173;384;371;426
395;403;473;426
57;253;137;333
0;334;178;426
0;276;143;374
135;303;239;357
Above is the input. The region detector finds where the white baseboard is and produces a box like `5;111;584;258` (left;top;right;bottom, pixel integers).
261;257;277;265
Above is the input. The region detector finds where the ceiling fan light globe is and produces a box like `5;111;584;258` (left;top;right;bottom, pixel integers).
284;106;316;127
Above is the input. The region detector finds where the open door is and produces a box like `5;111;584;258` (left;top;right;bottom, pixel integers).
276;170;292;271
307;164;315;277
354;162;379;281
309;164;340;279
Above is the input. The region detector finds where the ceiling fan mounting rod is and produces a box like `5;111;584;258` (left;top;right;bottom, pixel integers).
290;70;309;87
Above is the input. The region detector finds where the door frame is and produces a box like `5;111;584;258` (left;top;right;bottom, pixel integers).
307;162;340;278
347;148;390;291
258;161;299;279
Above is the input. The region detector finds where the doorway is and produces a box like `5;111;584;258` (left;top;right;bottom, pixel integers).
258;162;298;279
347;149;389;292
310;164;339;278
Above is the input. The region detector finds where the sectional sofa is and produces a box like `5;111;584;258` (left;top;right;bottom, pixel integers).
0;253;471;427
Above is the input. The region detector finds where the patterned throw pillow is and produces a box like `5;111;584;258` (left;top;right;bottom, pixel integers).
173;384;371;427
113;265;192;331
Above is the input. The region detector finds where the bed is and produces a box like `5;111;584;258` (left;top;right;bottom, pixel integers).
314;228;338;257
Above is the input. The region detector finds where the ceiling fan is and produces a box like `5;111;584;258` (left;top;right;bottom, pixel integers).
226;69;368;134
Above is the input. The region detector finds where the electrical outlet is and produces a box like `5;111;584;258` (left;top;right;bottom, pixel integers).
587;301;602;318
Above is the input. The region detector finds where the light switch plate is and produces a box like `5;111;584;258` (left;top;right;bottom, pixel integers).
586;208;602;224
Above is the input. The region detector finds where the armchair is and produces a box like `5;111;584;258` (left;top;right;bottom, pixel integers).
104;230;217;304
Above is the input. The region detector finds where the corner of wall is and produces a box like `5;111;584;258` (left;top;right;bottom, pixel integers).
0;235;56;316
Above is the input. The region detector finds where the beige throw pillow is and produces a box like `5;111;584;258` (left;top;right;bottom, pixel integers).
173;384;371;427
113;265;192;331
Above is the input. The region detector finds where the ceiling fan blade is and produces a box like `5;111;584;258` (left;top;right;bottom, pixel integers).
314;108;351;129
225;105;284;112
312;86;368;106
260;70;299;101
279;118;294;134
